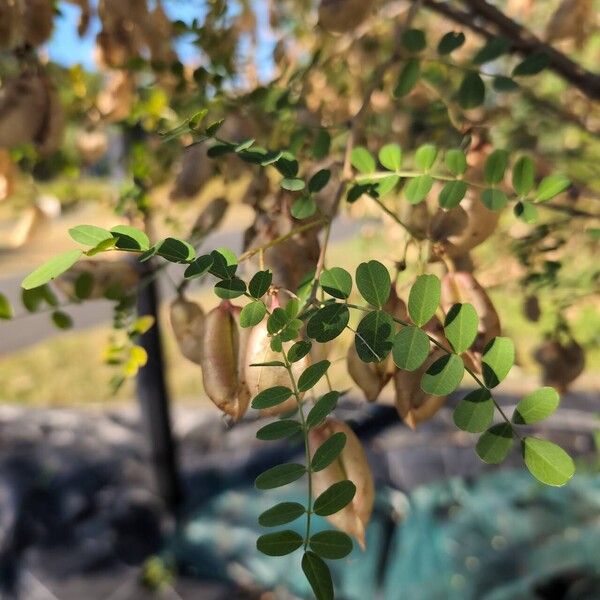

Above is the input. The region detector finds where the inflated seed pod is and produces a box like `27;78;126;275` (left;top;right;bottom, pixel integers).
244;319;310;416
430;195;500;258
55;259;139;299
75;128;109;164
318;0;374;33
533;337;585;394
347;288;408;402
200;301;251;420
169;297;205;365
394;347;447;429
309;419;375;550
441;272;501;355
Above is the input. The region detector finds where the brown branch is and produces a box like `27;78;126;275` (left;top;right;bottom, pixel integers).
422;0;600;100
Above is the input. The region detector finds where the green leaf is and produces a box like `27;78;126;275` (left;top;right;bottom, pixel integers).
281;177;305;192
240;301;266;327
404;174;433;204
484;149;509;184
157;237;196;262
394;59;420;98
522;438;575;487
444;303;478;353
22;287;45;312
402;28;426;52
493;75;519;92
110;225;150;251
256;419;303;441
346;183;371;203
184;254;213;279
313;128;331;160
250;361;286;368
306;391;340;429
313;480;356;516
275;155;299;177
249;270;272;298
356;260;391;309
0;293;13;319
259;502;305;527
476;424;514;464
302;552;334;600
320;267;352;299
267;307;289;334
255;463;306;490
439;180;467;209
288;340;312;363
298;360;331;392
512;51;549;77
444;149;467;175
251;386;293;410
415;144;437;171
209;249;237;279
309;169;331;193
311;432;346;472
52;310;73;329
535;174;570;202
376;175;400;197
85;236;117;256
458;72;485;109
453;389;494;433
355;310;394;362
69;225;112;246
514;200;538;224
408;273;441;327
310;531;353;560
481;188;508;211
473;36;509;64
214;277;246;299
437;31;465;55
513;387;560;425
256;530;303;556
421;354;464;396
379;143;403;171
392;325;430;371
351;147;376;174
512;156;535;196
482;336;515;388
292;195;317;220
22;249;83;290
307;304;350;342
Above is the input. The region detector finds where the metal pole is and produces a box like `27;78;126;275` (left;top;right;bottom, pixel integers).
136;262;183;513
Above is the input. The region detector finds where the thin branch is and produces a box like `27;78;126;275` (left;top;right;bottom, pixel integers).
422;0;600;100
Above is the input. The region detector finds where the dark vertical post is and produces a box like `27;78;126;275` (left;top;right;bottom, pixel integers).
136;261;183;513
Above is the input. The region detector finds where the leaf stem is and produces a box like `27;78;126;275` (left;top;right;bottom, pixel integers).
282;350;313;550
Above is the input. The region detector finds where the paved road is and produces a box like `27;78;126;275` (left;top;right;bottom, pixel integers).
0;217;364;354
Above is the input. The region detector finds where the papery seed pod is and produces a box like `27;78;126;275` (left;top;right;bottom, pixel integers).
201;301;251;420
441;272;501;355
347;342;393;402
318;0;374;33
35;77;64;155
170;296;205;365
169;143;214;200
394;347;447;429
310;419;374;550
430;195;500;258
75;128;109;164
97;71;135;123
348;288;408;402
0;74;47;149
0;149;14;202
523;295;541;322
190;197;229;238
533;338;585;394
0;2;21;50
55;259;139;300
22;0;54;47
244;320;309;416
